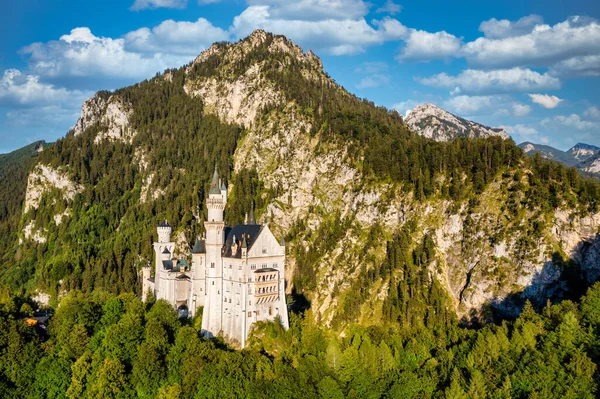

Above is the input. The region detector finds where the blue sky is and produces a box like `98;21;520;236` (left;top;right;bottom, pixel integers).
1;0;599;153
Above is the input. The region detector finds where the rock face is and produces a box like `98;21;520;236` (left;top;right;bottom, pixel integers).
568;143;600;162
72;92;135;143
404;103;508;142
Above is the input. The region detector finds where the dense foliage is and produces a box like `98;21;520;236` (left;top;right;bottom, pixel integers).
0;141;48;267
1;282;599;398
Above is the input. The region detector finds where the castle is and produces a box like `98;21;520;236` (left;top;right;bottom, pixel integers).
141;167;289;347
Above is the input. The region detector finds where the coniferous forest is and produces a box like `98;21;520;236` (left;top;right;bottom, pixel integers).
1;32;600;398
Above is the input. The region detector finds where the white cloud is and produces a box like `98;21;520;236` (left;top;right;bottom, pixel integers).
542;114;599;130
376;0;402;15
528;93;562;109
463;16;600;68
503;124;538;136
443;95;497;114
397;29;462;62
375;17;409;40
0;69;87;106
391;99;421;116
125;18;229;55
246;0;369;21
231;5;383;55
130;0;187;11
584;106;600;120
417;67;560;94
512;102;532;116
479;15;543;39
20;26;216;81
549;55;600;77
356;74;390;89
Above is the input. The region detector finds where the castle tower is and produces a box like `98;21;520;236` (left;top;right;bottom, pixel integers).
201;165;227;337
153;220;174;299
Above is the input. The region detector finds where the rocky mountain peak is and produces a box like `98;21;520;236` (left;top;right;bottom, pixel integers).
404;103;508;142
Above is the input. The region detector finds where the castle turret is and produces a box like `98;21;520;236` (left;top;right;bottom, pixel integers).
153;220;175;300
157;220;172;243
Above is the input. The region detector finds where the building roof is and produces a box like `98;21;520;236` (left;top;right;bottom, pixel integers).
158;220;171;228
191;239;206;254
209;165;221;195
222;224;263;258
162;247;171;254
162;260;173;270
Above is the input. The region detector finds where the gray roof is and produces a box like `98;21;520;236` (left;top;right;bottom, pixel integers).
209;166;221;195
162;247;171;254
162;260;173;270
222;224;263;258
158;220;171;228
191;239;206;254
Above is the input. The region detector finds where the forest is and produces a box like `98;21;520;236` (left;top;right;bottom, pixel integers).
1;282;599;398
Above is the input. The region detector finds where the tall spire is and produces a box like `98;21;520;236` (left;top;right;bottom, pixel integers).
209;162;221;195
249;203;256;225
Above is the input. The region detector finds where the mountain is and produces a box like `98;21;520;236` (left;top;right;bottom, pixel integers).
518;142;579;166
404;103;508;142
519;141;600;177
3;30;600;327
568;142;600;162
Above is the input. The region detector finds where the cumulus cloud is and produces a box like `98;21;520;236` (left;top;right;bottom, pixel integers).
125;18;229;55
246;0;369;21
478;15;543;39
20;26;213;82
549;55;600;77
417;67;560;94
376;0;402;15
512;102;532;116
503;124;538;136
356;74;390;89
463;16;600;68
584;106;600;120
542;114;599;130
528;93;562;109
397;29;462;62
0;69;87;106
231;5;382;55
443;95;498;114
130;0;187;11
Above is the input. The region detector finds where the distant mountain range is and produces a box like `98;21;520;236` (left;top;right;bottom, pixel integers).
519;142;600;176
404;103;508;142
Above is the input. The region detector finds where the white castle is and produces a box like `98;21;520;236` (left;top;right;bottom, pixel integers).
141;167;289;347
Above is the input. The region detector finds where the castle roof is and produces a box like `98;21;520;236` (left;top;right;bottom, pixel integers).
162;247;171;254
158;220;171;228
222;224;263;258
191;239;206;254
209;165;221;195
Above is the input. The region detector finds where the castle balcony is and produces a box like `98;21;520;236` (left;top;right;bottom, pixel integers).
253;268;279;303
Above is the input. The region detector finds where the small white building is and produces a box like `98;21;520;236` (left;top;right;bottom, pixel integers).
142;167;289;347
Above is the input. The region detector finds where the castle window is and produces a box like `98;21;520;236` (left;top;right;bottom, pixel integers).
229;264;232;269
249;300;252;305
211;263;215;268
238;265;242;270
251;264;256;270
256;310;260;316
262;247;267;254
273;263;277;268
269;307;272;316
262;264;267;268
248;312;252;317
212;282;214;285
